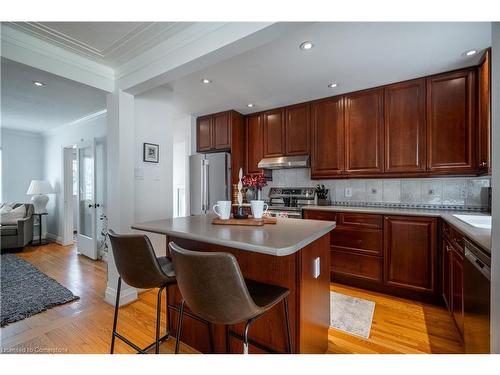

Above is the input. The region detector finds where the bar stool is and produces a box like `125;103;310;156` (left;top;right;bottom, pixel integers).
169;242;293;354
108;230;176;354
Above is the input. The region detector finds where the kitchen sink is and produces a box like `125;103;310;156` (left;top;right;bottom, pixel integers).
452;214;492;229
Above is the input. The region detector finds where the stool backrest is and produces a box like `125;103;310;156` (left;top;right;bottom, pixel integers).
108;229;169;289
169;242;260;325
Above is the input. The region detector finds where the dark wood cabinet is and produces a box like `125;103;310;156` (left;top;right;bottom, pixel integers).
344;88;384;175
384;216;437;295
310;97;345;178
263;108;285;157
285;103;310;155
427;69;477;174
451;246;464;336
246;113;265;175
384;79;426;174
196;115;213;152
442;237;452;310
478;48;491;174
213;111;231;150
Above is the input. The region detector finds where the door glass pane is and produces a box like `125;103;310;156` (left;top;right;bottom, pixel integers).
79;145;94;238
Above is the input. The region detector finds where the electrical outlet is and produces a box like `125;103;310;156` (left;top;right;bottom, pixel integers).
345;187;353;198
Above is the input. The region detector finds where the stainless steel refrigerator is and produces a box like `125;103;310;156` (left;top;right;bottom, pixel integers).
190;153;231;215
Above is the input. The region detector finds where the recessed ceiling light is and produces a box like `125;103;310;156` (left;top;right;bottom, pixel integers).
328;83;338;88
32;81;45;87
299;41;314;51
247;103;254;108
201;78;212;84
463;49;478;57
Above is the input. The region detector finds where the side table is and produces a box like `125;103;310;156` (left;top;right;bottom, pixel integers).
32;212;49;246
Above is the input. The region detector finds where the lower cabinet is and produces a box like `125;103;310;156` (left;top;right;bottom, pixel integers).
451;246;465;336
442;237;452;310
384;216;438;296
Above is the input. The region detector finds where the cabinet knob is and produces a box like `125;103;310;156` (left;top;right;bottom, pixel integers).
479;161;488;168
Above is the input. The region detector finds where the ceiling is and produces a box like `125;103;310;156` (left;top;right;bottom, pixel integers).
163;22;492;116
7;22;194;68
1;58;107;133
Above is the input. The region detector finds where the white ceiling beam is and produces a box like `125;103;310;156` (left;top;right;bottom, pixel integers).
117;22;312;95
1;24;115;93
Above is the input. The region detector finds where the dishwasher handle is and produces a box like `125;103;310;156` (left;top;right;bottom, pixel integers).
465;248;491;280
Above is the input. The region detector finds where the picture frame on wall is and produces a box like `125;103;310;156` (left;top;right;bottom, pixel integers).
143;143;159;163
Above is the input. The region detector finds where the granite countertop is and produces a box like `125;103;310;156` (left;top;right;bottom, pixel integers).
303;205;491;252
132;214;335;257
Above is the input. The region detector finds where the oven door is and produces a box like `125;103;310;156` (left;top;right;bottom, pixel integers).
267;210;303;219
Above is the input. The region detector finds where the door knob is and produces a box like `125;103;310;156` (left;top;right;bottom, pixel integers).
88;204;93;208
95;203;100;208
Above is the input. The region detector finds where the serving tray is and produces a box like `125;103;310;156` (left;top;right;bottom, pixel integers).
212;216;277;226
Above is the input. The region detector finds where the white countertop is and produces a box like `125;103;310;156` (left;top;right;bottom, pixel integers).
132;214;336;257
303;205;491;252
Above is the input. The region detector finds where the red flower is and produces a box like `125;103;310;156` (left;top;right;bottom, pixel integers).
242;174;267;190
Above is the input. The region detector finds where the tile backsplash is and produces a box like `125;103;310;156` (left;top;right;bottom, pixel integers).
263;168;491;211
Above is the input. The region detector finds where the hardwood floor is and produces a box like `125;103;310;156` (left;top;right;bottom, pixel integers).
0;243;463;354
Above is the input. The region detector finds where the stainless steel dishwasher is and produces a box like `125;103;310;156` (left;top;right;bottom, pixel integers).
463;239;491;354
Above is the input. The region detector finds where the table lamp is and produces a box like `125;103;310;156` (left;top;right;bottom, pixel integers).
26;180;54;214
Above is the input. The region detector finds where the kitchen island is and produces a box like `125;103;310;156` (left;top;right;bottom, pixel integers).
132;215;335;354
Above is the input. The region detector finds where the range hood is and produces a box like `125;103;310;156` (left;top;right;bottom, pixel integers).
257;155;310;170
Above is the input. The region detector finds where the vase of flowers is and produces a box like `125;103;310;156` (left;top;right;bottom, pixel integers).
242;174;267;202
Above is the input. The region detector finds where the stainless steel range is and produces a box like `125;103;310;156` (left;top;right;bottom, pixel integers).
266;187;315;219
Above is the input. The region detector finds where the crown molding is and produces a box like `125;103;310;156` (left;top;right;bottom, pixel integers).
1;25;115;92
42;109;108;137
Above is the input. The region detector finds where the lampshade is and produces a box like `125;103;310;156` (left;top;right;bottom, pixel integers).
26;180;54;195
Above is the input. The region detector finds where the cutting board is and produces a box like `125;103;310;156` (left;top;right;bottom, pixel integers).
212;216;277;226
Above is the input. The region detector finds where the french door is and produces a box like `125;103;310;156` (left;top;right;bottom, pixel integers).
76;139;98;260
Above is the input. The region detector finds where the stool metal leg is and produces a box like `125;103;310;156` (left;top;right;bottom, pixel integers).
243;318;255;354
175;300;185;354
110;277;122;354
283;296;292;354
155;286;165;354
165;286;171;335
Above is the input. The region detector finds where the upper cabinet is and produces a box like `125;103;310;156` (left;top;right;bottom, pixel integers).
384;79;426;174
427;69;477;174
263;108;286;157
246;113;265;175
196;110;245;184
285;103;310;156
478;48;491;174
344;88;384;175
196;115;213;152
311;97;345;178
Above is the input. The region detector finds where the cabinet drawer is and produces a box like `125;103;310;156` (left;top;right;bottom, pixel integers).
331;251;383;282
303;210;337;222
339;213;383;228
331;227;382;256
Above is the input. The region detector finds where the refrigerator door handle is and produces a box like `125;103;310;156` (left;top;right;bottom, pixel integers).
206;163;210;212
202;159;209;213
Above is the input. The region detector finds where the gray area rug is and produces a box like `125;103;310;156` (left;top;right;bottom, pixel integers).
330;291;375;339
1;254;79;327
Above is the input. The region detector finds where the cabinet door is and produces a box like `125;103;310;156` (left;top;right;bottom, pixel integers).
384;79;426;173
197;115;213;152
345;88;384;175
478;49;491;173
246;113;264;174
384;216;437;294
263;108;285;157
451;247;464;336
285;103;310;155
213;112;231;150
427;69;477;174
442;237;452;310
310;97;345;178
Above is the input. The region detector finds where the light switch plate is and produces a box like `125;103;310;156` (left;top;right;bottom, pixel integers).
313;257;320;279
345;187;353;198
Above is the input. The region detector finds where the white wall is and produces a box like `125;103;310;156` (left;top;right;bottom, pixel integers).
1;128;44;203
490;22;500;354
133;87;192;255
43;112;107;242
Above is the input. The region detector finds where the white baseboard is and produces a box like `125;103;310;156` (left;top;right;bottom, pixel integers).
104;285;138;306
46;233;64;245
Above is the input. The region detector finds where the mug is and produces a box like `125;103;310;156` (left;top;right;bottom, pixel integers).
250;200;268;219
213;201;232;220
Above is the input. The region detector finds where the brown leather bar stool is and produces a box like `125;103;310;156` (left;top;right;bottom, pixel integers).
169;242;293;354
108;230;176;354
